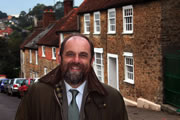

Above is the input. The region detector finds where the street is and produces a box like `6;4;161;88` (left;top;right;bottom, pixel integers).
127;106;180;120
0;93;20;120
0;93;179;120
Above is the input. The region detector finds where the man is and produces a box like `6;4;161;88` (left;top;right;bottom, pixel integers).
15;33;128;120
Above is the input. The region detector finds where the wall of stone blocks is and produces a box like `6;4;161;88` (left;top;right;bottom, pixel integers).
79;0;165;104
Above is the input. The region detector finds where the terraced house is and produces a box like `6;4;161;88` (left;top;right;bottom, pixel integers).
20;0;180;110
20;0;80;78
77;0;180;109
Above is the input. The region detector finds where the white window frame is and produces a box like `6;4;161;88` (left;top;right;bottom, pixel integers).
21;50;25;64
30;71;33;78
35;72;39;78
123;52;134;84
93;48;104;83
52;47;56;60
108;8;116;34
42;46;46;57
60;33;64;44
29;50;32;63
93;12;101;34
44;67;48;75
123;5;133;34
84;13;90;34
35;51;38;65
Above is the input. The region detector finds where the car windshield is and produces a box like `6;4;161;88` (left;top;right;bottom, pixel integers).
16;79;26;84
4;80;8;84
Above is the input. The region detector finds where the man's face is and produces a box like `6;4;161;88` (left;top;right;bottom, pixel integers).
60;36;93;87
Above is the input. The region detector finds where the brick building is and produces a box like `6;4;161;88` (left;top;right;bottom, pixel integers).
20;0;180;109
77;0;180;107
20;0;80;78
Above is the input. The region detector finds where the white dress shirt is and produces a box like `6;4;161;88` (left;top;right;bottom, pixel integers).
64;80;87;112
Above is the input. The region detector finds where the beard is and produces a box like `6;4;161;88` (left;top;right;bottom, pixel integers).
61;61;89;86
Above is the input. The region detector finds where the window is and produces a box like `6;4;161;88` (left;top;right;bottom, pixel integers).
123;52;134;84
35;51;38;65
52;47;56;60
108;8;116;34
21;50;25;64
44;67;48;75
123;5;133;34
42;46;45;57
60;33;64;44
30;70;33;78
93;48;104;82
94;12;100;34
35;72;39;78
29;50;32;63
84;14;90;34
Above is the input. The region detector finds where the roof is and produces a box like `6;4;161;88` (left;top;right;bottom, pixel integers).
25;24;55;49
37;8;80;47
0;27;13;36
78;0;155;14
20;28;43;50
56;8;79;32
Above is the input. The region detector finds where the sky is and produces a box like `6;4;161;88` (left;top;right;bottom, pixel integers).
0;0;83;17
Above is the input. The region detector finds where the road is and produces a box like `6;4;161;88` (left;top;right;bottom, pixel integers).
0;92;179;120
127;106;180;120
0;93;20;120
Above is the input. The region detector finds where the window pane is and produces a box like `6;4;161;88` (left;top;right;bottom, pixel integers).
96;59;101;64
96;53;101;58
127;66;133;72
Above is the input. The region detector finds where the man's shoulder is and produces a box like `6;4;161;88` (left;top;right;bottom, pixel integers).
29;82;54;94
101;83;123;99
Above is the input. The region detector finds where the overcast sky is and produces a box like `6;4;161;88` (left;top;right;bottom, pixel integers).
0;0;83;17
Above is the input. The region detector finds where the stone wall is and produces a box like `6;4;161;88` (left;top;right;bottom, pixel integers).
80;0;165;104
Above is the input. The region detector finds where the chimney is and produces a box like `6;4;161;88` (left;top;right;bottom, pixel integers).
42;7;56;28
64;0;73;16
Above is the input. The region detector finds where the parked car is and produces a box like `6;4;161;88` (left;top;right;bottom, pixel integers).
18;78;34;98
7;78;26;96
3;79;11;93
0;78;9;93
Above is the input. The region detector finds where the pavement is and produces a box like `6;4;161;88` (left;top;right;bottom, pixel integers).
127;106;180;120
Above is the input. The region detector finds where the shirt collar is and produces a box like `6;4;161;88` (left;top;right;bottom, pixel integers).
64;80;87;95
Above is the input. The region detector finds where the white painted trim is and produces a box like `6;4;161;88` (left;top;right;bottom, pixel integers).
35;51;38;65
93;11;101;34
123;52;133;56
94;48;103;53
42;46;46;57
107;8;116;34
122;5;133;34
52;47;56;60
84;13;90;34
107;53;119;90
60;33;64;44
29;49;32;63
